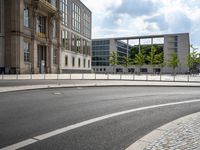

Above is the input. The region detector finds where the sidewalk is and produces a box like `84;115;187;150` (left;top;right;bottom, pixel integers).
1;80;200;93
126;112;200;150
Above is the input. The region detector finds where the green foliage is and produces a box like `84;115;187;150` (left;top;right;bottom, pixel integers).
187;45;200;73
156;52;165;68
146;46;158;67
129;44;164;66
168;52;179;75
109;51;118;66
122;55;132;68
134;49;145;67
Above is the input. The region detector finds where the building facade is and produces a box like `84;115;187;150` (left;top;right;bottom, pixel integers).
0;0;91;74
92;33;190;74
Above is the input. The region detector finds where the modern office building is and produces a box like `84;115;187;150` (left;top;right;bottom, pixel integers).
0;0;91;74
92;33;190;74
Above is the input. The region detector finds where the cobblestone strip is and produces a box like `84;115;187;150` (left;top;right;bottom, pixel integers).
144;112;200;150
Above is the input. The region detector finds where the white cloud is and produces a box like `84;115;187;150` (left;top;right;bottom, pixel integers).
81;0;200;51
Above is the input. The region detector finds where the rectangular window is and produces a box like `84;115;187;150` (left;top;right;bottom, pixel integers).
52;20;56;38
83;13;91;37
65;56;68;66
62;30;65;47
24;4;30;28
76;36;81;53
72;3;81;32
51;0;56;7
72;57;75;67
65;30;68;49
61;30;68;49
83;59;86;68
71;34;76;51
60;0;67;25
78;58;81;67
37;16;46;34
24;41;30;62
88;60;90;68
53;49;57;64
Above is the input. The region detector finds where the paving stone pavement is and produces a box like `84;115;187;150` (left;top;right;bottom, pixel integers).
144;112;200;150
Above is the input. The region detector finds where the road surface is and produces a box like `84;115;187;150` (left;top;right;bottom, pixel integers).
1;86;200;150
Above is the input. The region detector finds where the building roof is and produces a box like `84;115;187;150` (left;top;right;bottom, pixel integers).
92;33;189;41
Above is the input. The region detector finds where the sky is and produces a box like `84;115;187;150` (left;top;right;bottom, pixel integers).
81;0;200;51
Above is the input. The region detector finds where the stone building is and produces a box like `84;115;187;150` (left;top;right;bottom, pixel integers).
92;33;190;74
0;0;92;74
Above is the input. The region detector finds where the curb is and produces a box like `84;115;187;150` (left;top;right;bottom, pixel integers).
125;112;200;150
1;81;200;93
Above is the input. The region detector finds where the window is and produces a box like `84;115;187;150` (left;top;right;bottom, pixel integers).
51;0;56;7
76;36;81;53
83;13;91;37
71;34;75;51
65;56;68;66
61;30;68;49
37;16;46;34
60;0;67;25
72;57;75;67
88;60;90;68
53;49;57;64
78;58;81;67
52;20;56;39
72;3;81;32
24;4;30;28
83;59;86;68
24;41;30;62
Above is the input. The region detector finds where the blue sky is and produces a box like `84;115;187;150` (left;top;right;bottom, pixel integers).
81;0;200;51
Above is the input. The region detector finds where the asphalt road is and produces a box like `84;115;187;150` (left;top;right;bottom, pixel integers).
1;87;200;150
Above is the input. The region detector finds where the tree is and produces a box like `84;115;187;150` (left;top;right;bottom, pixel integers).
134;49;145;74
146;46;158;73
187;45;200;74
155;52;165;74
122;55;133;73
109;51;118;73
168;52;179;76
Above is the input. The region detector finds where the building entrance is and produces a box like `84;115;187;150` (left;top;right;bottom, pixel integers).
37;45;47;73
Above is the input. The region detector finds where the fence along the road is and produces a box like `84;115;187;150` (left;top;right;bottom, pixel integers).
0;73;200;82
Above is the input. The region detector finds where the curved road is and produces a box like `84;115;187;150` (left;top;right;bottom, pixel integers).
1;86;200;150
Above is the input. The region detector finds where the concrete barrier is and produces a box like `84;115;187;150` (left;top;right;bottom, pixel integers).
0;73;200;82
108;74;121;80
70;74;82;80
121;75;133;80
2;75;17;80
45;74;58;80
18;75;32;80
58;74;70;80
161;75;174;81
95;74;108;80
148;75;161;81
189;76;200;82
134;75;146;81
82;74;95;80
32;74;45;80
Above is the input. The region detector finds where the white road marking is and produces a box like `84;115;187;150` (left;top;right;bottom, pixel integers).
1;99;200;150
1;139;37;150
53;92;61;95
